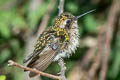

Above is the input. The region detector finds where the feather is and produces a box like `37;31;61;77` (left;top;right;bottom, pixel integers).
23;49;43;63
23;53;34;63
23;28;56;63
27;49;57;77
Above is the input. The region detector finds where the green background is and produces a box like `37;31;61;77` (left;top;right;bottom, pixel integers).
0;0;120;80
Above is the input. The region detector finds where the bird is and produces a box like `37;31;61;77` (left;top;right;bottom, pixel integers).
23;9;96;77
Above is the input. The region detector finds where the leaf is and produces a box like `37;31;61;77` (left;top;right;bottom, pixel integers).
0;75;6;80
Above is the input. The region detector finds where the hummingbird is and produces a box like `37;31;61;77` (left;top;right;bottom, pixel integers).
23;9;95;77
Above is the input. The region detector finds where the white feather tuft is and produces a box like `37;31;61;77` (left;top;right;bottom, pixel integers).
54;21;79;61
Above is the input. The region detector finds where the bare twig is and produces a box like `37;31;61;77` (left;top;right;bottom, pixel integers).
58;0;64;15
99;0;119;80
57;0;67;80
58;58;67;80
80;46;97;67
8;60;61;80
85;28;104;80
37;0;57;37
87;50;102;79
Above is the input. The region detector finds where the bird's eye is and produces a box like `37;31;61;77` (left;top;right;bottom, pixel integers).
66;20;71;24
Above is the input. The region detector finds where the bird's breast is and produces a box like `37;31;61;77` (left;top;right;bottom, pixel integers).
54;26;79;61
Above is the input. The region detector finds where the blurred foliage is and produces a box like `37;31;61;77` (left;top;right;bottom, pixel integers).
0;75;6;80
108;34;120;80
0;0;120;80
84;15;99;32
28;2;49;28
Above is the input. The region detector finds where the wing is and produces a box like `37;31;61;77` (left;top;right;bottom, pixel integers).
27;38;60;77
28;49;57;77
23;28;56;63
23;27;69;77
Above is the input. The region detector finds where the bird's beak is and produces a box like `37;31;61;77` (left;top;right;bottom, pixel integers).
74;9;96;20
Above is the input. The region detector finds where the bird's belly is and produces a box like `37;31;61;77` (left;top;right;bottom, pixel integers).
53;34;79;61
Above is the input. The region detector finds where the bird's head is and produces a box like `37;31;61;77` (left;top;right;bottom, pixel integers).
53;9;96;29
54;13;76;29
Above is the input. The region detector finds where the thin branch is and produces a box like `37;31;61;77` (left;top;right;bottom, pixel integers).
8;60;61;80
87;51;101;80
58;0;66;80
58;0;64;15
80;46;97;67
85;28;104;80
58;58;67;80
99;0;119;80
